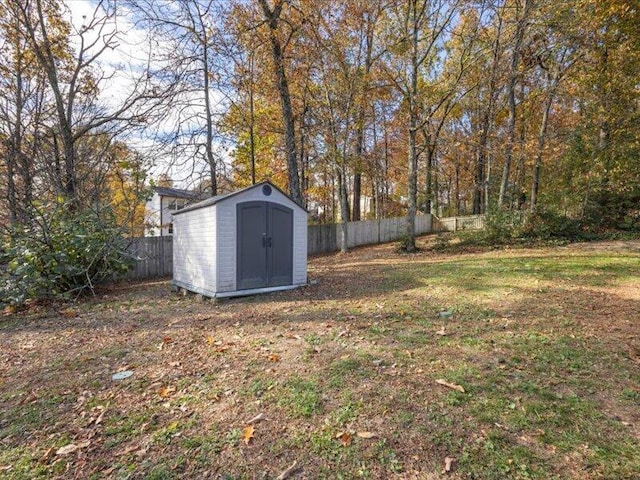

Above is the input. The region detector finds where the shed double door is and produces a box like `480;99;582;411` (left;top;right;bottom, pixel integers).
237;201;293;290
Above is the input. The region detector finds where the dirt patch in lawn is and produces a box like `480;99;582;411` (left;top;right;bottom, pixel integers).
1;238;639;479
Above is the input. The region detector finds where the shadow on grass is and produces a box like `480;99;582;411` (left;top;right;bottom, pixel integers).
2;249;638;335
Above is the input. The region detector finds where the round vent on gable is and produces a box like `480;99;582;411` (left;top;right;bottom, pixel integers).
262;184;272;196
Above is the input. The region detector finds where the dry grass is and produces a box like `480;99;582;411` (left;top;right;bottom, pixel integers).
1;238;639;479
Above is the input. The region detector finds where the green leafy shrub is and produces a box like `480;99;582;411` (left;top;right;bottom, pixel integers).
397;233;418;252
481;209;526;244
520;207;587;241
582;190;640;232
451;210;526;246
1;203;132;306
448;207;606;249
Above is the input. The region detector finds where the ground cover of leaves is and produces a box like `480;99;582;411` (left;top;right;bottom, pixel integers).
1;238;639;479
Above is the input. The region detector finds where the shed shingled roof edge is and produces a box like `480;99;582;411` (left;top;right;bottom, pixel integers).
171;181;308;216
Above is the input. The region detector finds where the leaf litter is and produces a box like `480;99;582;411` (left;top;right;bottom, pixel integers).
1;239;639;479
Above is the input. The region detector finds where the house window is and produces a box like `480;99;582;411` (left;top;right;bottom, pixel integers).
168;223;174;234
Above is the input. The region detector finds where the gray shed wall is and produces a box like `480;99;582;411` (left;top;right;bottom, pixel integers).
172;184;307;297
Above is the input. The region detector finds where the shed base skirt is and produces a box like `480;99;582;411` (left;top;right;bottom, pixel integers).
172;280;304;299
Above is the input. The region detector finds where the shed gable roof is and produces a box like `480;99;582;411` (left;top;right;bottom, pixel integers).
172;181;307;216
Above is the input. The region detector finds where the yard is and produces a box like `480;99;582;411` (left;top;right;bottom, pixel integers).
1;238;639;479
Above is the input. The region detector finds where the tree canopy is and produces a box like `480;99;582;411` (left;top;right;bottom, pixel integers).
1;0;638;243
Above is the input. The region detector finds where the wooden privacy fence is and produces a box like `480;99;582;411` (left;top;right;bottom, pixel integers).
125;236;173;279
307;214;433;254
125;213;481;279
433;214;485;232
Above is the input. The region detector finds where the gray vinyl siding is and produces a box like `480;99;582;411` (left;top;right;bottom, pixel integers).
215;199;236;292
215;187;307;293
292;205;307;285
172;182;307;298
173;206;217;293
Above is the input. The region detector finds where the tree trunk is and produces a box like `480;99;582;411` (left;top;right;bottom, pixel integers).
406;127;418;251
352;172;361;220
404;0;419;252
530;72;557;213
249;80;256;185
498;0;530;208
425;144;434;214
433;150;439;213
473;15;502;214
258;0;302;205
473;118;489;214
6;145;17;225
454;160;461;215
336;167;349;253
202;24;217;196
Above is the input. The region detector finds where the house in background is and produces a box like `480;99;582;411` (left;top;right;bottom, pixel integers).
145;186;204;236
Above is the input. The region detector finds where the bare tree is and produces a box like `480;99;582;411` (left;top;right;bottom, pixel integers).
130;0;230;196
13;0;173;204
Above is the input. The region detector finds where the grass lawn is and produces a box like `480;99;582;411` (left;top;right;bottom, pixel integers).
1;237;639;479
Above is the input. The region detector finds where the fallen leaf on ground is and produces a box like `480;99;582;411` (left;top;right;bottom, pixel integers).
444;456;454;473
92;409;106;426
62;309;77;318
158;386;176;398
436;326;447;336
276;460;298;480
40;447;54;463
436;379;465;393
117;444;141;456
101;466;116;476
19;392;38;405
242;425;254;444
356;431;377;439
56;441;90;455
335;432;352;445
268;354;280;362
56;445;77;456
247;413;265;424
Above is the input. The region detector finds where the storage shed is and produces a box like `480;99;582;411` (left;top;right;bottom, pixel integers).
171;182;308;298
